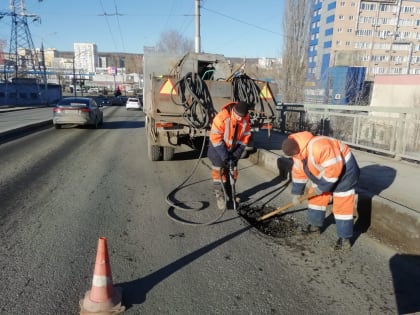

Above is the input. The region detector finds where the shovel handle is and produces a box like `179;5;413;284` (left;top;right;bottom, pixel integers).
256;192;315;222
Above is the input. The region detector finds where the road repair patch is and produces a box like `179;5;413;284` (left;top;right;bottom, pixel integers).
238;205;300;238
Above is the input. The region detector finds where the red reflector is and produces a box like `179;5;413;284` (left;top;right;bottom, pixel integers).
261;123;273;130
53;108;61;113
156;122;174;128
80;108;91;113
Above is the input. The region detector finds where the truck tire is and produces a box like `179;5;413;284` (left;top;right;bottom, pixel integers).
163;146;175;161
148;143;161;161
146;116;162;161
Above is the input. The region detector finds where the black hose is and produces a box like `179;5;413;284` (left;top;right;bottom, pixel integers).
171;72;215;130
165;133;228;226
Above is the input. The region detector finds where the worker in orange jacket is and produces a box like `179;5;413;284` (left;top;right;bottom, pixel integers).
282;131;360;250
207;101;251;209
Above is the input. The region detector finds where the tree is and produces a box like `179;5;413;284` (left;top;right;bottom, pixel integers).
281;0;311;103
156;30;194;55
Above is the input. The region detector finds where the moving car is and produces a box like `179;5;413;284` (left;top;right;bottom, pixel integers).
111;96;128;106
53;97;103;129
126;97;142;110
95;95;112;106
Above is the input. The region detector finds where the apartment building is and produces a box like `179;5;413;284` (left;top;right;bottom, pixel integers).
308;0;420;83
74;42;98;74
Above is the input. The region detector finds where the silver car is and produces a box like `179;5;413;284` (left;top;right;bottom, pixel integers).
53;97;103;129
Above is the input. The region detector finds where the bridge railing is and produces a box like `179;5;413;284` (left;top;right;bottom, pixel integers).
276;103;420;163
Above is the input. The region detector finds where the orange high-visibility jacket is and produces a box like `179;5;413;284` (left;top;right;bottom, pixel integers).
210;102;251;161
289;131;359;195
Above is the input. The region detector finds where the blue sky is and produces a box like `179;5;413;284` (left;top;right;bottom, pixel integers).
1;0;284;58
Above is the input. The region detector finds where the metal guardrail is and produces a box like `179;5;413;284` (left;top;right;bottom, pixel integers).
276;103;420;163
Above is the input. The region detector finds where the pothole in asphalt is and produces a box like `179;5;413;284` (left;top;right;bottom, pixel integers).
238;205;300;238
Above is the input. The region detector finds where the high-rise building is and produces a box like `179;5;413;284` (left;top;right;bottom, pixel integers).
308;0;420;83
74;42;98;74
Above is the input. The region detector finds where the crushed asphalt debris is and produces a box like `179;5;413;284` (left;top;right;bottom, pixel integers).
238;205;300;238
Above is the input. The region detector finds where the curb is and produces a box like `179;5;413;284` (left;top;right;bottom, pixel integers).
249;148;420;255
0;120;53;142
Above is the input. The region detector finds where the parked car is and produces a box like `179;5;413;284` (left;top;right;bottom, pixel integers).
126;97;142;110
111;96;128;106
53;97;103;129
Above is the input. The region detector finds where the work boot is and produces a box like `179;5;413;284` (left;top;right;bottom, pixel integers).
334;237;352;250
214;186;226;210
300;224;322;235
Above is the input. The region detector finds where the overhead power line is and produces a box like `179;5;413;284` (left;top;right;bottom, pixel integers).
201;5;283;37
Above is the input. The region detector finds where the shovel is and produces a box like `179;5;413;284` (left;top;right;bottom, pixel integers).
256;192;315;222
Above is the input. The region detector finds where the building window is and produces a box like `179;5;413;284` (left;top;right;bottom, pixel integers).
345;41;351;46
399;19;414;27
328;2;336;10
326;15;335;23
380;4;397;13
401;6;414;14
338;15;344;20
356;29;373;37
360;16;375;24
360;3;377;11
347;28;353;33
355;42;372;49
378;17;396;25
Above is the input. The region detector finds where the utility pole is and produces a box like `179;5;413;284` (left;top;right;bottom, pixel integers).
194;0;201;53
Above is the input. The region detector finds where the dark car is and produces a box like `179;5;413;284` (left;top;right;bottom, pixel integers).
53;97;103;129
95;95;112;106
111;96;128;106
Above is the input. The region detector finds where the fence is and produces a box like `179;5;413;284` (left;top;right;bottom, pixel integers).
277;103;420;163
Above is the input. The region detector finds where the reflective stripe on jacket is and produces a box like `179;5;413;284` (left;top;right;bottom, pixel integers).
289;131;359;195
209;102;251;161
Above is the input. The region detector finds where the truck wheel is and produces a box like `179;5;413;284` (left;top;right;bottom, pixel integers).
163;146;175;161
148;144;161;161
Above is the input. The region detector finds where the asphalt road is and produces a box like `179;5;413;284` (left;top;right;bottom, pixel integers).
0;107;418;314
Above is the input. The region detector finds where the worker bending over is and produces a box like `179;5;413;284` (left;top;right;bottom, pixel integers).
208;101;251;210
282;131;360;250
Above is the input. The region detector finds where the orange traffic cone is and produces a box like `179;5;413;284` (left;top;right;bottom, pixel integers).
80;237;125;315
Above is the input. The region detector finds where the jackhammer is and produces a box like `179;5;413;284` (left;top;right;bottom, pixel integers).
226;158;238;211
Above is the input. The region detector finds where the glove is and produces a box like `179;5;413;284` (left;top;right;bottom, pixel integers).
292;195;301;206
313;186;323;195
232;146;245;160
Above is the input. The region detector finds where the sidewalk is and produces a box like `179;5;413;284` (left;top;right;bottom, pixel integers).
251;129;420;255
0;106;52;141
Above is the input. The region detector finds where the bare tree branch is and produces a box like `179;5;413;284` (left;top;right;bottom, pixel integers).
282;0;311;103
156;30;194;55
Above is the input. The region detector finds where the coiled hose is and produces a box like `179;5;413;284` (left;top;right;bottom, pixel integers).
171;72;215;130
232;74;275;122
165;72;227;226
165;131;228;226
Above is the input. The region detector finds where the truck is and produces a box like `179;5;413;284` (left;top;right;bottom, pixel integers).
143;51;278;161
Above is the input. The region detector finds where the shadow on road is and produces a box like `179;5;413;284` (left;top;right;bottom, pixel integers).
116;226;251;309
389;254;420;314
101;121;144;129
354;165;396;239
